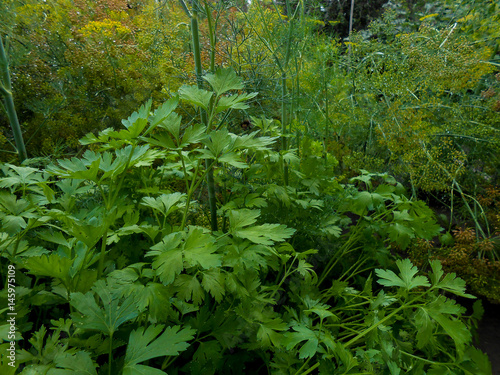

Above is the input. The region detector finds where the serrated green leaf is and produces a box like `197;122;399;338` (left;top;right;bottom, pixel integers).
189;340;223;374
202;129;233;158
157;112;182;143
387;222;415;249
38;230;72;248
69;241;91;279
305;307;335;320
335;342;359;371
348;191;386;215
472;300;484;321
141;193;186;218
148;229;221;285
146;97;179;136
429;260;474;298
149;247;184;285
0;192;31;215
375;259;430;291
419;295;470;356
215;92;258;114
1;214;27;234
144;132;176;149
414;308;434;349
387;361;401;375
123;364;166;375
70;280;138;336
228;209;260;230
201;269;225;302
405;201;442;240
234;223;295;245
232;131;276;151
180;123;206;147
183;227;222;269
257;318;287;348
203;68;243;95
218;152;248;168
122;99;151;130
136;283;172;321
0;164;45;190
48;351;98;375
222;241;275;271
295;259;316;279
179;85;213;110
0;193;37;234
23;254;73;282
393;210;413;221
243;194;267;208
124;324;195;369
284;323;319;359
174;274;204;305
461;347;492;375
47;151;101;181
427;310;470;356
113;144;152;171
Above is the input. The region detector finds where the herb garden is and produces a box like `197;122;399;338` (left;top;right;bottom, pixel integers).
0;0;498;374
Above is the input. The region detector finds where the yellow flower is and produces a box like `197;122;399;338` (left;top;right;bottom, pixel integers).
419;13;438;21
79;19;131;39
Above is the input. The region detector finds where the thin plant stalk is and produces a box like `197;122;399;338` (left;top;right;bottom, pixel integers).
348;0;355;71
322;56;329;165
179;0;218;231
280;0;295;186
108;333;113;375
203;1;219;231
243;0;300;186
0;35;27;162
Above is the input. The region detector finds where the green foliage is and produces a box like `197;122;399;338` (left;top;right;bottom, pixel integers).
0;4;495;373
1;68;491;373
409;226;500;304
123;325;195;375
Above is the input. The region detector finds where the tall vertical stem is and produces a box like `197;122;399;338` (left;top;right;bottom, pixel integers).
204;1;218;231
180;0;218;231
108;333;113;375
323;57;329;166
204;1;216;72
348;0;355;71
280;0;294;187
281;71;289;186
0;35;27;162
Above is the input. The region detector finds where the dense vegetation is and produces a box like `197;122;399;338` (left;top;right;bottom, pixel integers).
0;0;498;373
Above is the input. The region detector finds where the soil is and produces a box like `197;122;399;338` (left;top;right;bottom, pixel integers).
477;300;500;375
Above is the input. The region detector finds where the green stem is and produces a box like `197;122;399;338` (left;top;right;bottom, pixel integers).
400;350;475;374
281;0;294;186
344;291;430;348
323;56;329;165
97;229;108;279
339;256;368;281
181;159;218;230
206;162;218;231
108;333;113;375
281;71;289;186
348;0;355;71
318;239;362;286
178;150;191;192
188;0;218;231
270;255;297;300
107;144;136;210
0;35;27;162
296;361;320;375
204;1;216;72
